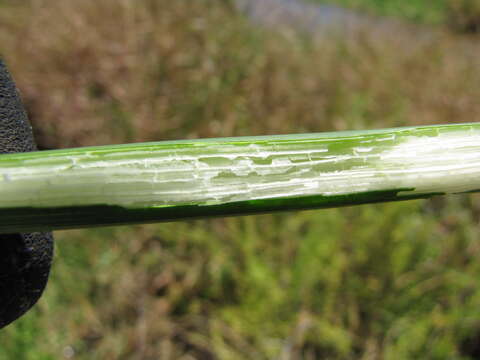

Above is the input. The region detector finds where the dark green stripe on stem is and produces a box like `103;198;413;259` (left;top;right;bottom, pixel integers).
0;188;443;233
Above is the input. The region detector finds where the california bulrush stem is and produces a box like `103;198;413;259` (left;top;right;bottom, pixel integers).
1;123;480;233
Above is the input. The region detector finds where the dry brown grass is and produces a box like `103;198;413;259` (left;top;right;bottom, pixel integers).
447;0;480;33
1;0;479;149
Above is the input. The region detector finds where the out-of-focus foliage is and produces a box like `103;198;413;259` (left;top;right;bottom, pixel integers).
317;0;480;33
313;0;447;24
447;0;480;33
1;0;480;359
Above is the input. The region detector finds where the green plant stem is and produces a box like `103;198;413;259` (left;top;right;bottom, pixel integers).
1;123;480;233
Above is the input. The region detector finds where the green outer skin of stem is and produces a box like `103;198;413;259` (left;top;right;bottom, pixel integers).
1;123;480;233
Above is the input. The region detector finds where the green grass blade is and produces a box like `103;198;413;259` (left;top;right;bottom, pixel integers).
1;123;479;233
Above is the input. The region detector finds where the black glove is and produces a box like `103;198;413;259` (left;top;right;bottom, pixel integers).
0;59;54;329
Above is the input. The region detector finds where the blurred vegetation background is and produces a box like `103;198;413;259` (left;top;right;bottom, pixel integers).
1;0;480;358
314;0;480;30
